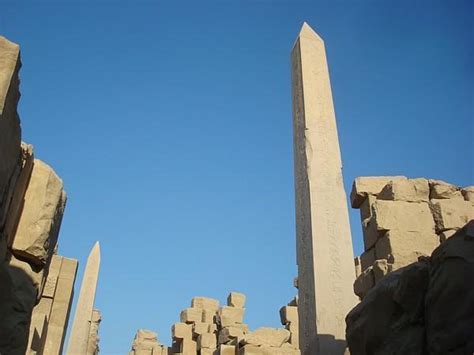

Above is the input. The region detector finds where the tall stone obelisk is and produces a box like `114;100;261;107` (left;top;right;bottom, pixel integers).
67;242;101;355
291;23;357;355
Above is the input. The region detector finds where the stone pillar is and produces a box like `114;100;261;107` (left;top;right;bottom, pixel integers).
291;22;357;354
67;242;101;355
87;309;102;355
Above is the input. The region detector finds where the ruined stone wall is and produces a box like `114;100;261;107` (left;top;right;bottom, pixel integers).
130;292;300;355
0;36;76;355
350;176;473;299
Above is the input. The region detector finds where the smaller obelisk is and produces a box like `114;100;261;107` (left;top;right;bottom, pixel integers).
67;242;101;355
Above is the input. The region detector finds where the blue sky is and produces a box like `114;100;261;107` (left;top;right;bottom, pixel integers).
1;0;472;353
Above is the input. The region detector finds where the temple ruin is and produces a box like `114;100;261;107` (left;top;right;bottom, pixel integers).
0;21;472;355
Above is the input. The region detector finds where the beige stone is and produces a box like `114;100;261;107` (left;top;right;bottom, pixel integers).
67;242;100;355
378;178;429;203
181;338;197;354
201;348;218;355
353;266;374;299
242;327;290;347
192;297;220;311
193;322;215;337
202;308;217;323
180;307;203;324
172;322;193;339
218;306;245;327
350;176;407;208
219;326;245;345
292;23;357;355
375;230;439;269
86;309;101;355
362;216;380;249
286;322;299;349
0;36;21;232
239;344;300;355
219;344;237;355
43;257;78;355
359;194;377;222
462;186;474;201
42;254;62;298
130;329;164;355
372;259;390;283
360;247;375;271
198;332;217;349
27;298;52;354
373;200;435;233
430;198;474;232
279;306;298;325
227;292;246;308
4;143;34;247
429;179;463;199
11;159;66;266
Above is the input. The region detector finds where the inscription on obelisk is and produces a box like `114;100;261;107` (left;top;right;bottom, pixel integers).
291;23;357;355
67;242;101;355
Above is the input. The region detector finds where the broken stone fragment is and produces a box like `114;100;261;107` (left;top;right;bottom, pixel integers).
462;186;474;202
11;159;67;266
350;176;407;208
227;291;246;308
430;198;474;232
429;179;464;199
279;306;298;325
218;326;245;345
353;266;374;299
360;247;375;271
372;259;390;283
378;178;429;203
241;327;290;348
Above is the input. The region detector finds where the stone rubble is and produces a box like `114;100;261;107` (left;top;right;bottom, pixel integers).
351;176;474;299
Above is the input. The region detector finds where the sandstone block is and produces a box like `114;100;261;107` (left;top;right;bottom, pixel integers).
11;159;67;266
42;254;62;298
285;322;299;349
350;176;407;208
218;326;245;345
9;254;45;301
193;322;215;337
219;344;237;355
462;186;474;201
378;178;429;203
227;292;246;308
430;198;474;232
360;247;375;271
373;200;435;233
202;308;217;323
218;306;245;327
353;266;374;299
4;143;34;246
279;306;298;325
239;344;300;355
201;349;218;355
372;259;390;283
27;298;52;354
180;307;203;324
241;327;290;348
362;217;380;249
181;338;196;354
172;323;192;339
375;230;439;269
198;332;217;349
359;194;376;222
0;36;21;230
192;297;220;311
429;179;464;199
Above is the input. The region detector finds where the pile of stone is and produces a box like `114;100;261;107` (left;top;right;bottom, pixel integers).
351;176;473;298
130;292;300;354
0;36;77;354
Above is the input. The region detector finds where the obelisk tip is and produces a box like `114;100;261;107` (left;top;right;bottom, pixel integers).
298;22;324;42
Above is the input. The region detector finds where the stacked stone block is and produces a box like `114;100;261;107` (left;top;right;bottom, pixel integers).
0;35;77;355
279;298;299;350
351;176;474;298
130;329;168;355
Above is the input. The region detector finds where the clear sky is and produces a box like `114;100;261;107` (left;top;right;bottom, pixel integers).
1;0;472;353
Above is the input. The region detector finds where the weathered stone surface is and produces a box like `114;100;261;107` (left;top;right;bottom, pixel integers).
350;176;407;208
27;297;52;354
378;178;429;203
11;159;66;266
242;328;290;348
373;200;435;233
4;143;34;247
285;322;299;349
202;308;216;323
360;247;375;271
218;306;244;327
227;292;246;308
375;230;439;268
86;309;101;355
193;322;215;337
359;194;376;222
430;198;474;232
346;259;430;355
0;36;21;231
198;332;217;349
192;297;220;311
41;254;62;298
372;259;390;283
239;344;300;355
43;257;78;355
429;179;464;200
200;349;218;355
180;307;203;324
172;322;192;339
279;306;298;325
219;344;237;355
353;266;374;299
425;222;474;355
219;326;245;345
129;329;165;355
292;23;358;355
462;186;474;202
361;216;380;249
